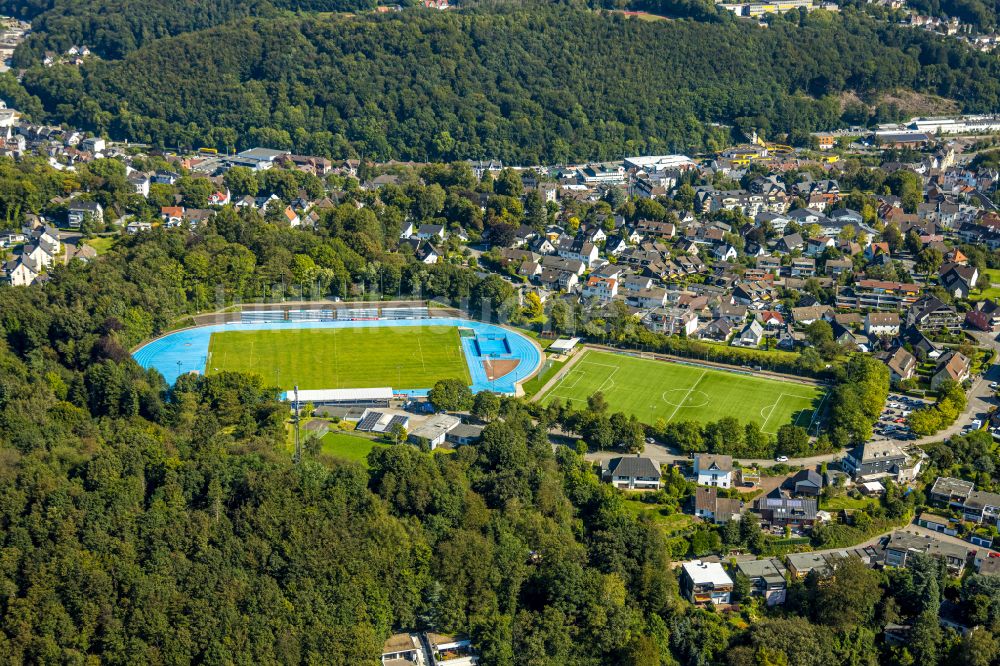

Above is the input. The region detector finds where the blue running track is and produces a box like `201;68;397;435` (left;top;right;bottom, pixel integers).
132;317;542;394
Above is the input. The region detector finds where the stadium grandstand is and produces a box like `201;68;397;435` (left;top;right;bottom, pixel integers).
288;309;336;322
282;387;393;408
341;307;380;320
380;306;430;320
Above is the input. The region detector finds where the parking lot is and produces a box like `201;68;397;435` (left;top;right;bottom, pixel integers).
874;393;933;441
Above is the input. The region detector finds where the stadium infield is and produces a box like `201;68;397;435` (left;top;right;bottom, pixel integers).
539;349;824;432
206;325;471;390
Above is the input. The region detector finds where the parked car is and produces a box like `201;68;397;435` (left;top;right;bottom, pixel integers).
775;455;789;463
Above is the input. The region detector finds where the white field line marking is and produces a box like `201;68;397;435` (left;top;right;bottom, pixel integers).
666;370;707;423
761;392;818;434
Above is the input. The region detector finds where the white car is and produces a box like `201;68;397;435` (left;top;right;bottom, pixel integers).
991;382;998;390
775;455;789;463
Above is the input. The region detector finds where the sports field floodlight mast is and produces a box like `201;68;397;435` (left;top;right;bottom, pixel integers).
293;385;302;465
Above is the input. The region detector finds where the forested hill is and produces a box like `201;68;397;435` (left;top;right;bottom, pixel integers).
5;0;377;63
13;6;1000;163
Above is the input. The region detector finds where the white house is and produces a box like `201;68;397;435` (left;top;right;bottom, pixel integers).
66;201;103;229
2;258;37;286
602;456;662;490
128;172;150;197
694;453;733;488
582;275;618;303
864;312;901;337
416;224;446;241
682;560;733;605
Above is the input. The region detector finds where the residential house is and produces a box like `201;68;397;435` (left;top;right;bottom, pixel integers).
556;236;599;267
582;275;619;303
681;561;733;605
126;220;152;234
1;257;37;286
791;305;833;325
693;486;742;524
636;219;675;238
962;490;1000;524
929;476;974;507
283;206;301;227
842;440;910;480
627;286;668;309
416;224;446;241
778;233;804;252
883;531;972;575
752;489;818;528
836;279;921;311
66;200;103;229
865;312;901;337
208;189;231;206
906;296;962;332
697;317;734;342
790;257;816;277
790;469;822;496
825;257;853;277
785;552;833;579
643;306;698;336
694;454;733;488
878;346;917;382
736;558;788;606
930;350;970;389
602;456;662;490
732;319;764;348
128;172;150;197
414;241;440;265
381;633;427;666
161;206;184;226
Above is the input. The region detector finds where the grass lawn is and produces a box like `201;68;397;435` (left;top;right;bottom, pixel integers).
319;432;385;466
206;325;470;390
84;236;117;254
521;356;566;397
971;268;1000;302
539;349;824;432
822;494;876;511
622;498;695;534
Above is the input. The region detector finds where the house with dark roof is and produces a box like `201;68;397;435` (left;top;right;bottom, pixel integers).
602;456;661;490
736;558;788;606
693;486;742;524
906;296;962;333
752;489;818;528
842;440;912;480
790;469;822;497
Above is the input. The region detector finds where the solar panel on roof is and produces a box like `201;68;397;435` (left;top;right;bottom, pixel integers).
356;411;383;432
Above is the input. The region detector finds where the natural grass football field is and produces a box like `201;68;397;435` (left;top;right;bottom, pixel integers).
540;350;824;433
206;325;471;390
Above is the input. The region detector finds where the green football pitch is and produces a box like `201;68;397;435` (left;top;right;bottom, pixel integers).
540;349;824;433
205;326;471;390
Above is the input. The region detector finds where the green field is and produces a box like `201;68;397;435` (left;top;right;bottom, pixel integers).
971;268;1000;302
206;325;471;390
319;432;385;466
540;350;824;432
